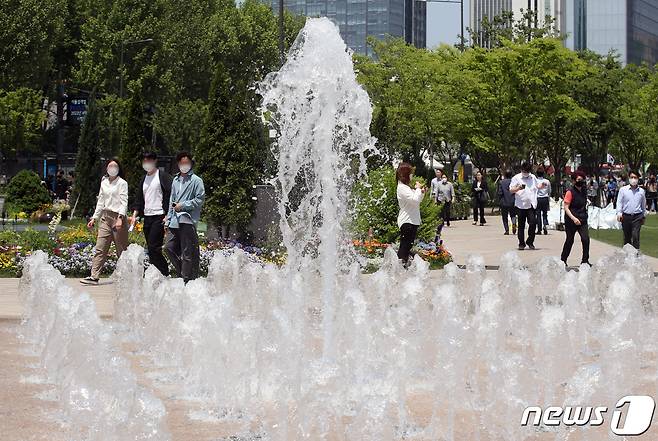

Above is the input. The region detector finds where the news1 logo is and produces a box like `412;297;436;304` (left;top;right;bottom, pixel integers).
521;395;656;436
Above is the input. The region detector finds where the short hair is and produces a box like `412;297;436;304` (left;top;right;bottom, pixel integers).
396;162;413;185
628;170;639;178
176;151;193;162
521;162;532;173
142;151;157;160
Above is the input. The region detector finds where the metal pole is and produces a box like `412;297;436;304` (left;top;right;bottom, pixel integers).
460;0;464;51
119;41;125;99
279;0;285;66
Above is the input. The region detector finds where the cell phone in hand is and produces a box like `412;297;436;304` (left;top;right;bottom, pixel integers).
521;184;526;189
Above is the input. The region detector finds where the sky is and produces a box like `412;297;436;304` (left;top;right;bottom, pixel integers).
426;0;470;48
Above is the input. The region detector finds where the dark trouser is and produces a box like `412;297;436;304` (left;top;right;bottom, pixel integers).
143;215;169;276
165;223;200;282
560;219;590;264
621;213;644;250
398;223;419;264
517;208;537;247
473;199;486;224
536;197;550;232
647;192;658;212
500;205;517;233
440;201;452;226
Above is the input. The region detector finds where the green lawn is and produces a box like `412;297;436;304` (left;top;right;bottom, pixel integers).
590;214;658;258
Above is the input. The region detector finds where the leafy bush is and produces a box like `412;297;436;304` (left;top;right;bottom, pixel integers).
351;166;441;243
5;170;51;215
16;228;57;252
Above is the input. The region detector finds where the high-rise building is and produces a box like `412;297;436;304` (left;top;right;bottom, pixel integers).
564;0;658;65
267;0;427;55
470;0;564;47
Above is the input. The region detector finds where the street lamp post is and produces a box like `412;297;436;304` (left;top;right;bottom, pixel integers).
279;0;285;66
416;0;465;51
119;38;154;99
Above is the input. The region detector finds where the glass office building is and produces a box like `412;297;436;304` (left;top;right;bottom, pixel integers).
565;0;658;65
268;0;426;55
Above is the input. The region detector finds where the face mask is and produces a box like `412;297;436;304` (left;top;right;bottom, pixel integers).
441;177;448;183
179;164;191;174
575;180;585;188
630;178;639;186
522;172;530;178
142;162;155;173
107;166;119;177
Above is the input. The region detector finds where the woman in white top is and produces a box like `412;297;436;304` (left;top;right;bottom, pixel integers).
396;162;425;266
80;158;129;285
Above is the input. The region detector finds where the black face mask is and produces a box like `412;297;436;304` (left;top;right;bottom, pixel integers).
575;180;585;188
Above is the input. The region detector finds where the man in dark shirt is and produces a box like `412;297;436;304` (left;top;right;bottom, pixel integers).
497;170;517;235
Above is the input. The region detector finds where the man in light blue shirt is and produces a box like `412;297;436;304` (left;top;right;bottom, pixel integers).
616;171;646;250
165;151;205;282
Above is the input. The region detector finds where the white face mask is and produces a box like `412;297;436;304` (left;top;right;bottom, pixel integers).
142;162;156;173
107;166;119;177
522;172;530;178
629;178;639;186
441;177;448;183
179;163;191;174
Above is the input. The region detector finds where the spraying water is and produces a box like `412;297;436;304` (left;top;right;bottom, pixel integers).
18;17;658;441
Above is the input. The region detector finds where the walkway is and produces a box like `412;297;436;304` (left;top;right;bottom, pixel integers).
441;219;658;271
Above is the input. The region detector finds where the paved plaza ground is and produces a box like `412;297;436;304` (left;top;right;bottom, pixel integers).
1;226;657;440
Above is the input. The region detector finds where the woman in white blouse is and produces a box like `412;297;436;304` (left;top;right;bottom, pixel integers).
396;162;425;266
80;158;129;285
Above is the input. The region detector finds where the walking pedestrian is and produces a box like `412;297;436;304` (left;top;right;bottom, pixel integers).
435;174;454;227
606;175;618;208
645;173;657;213
471;171;488;226
80;158;129;285
396;162;425;267
616;171;646;250
497;170;517;235
165;152;205;283
535;169;551;235
560;171;590;266
510;162;547;250
129;152;173;276
430;168;443;201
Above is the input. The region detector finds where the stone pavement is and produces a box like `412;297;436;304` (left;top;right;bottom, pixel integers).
0;278;115;320
441;218;658;271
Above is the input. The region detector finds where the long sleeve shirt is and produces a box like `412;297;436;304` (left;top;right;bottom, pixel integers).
436;181;454;203
166;171;205;229
616;185;646;216
92;176;128;219
397;182;423;227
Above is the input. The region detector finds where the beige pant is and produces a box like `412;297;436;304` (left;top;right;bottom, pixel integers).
91;210;129;279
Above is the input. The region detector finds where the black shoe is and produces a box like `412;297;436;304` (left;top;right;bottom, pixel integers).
504;231;509;235
80;276;99;285
518;245;526;250
543;227;548;235
528;244;536;250
480;223;485;226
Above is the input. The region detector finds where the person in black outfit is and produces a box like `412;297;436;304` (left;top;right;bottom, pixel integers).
560;171;590;266
54;170;70;200
129;152;173;276
497;170;517;235
471;171;488;226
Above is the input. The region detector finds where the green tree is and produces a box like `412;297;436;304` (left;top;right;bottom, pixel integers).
119;86;148;204
71;94;102;217
5;170;51;215
0;88;44;159
197;63;264;235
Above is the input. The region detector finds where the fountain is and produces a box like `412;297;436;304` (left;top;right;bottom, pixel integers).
18;17;658;441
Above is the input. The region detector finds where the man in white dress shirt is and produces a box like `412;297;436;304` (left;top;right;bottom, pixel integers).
510;162;547;250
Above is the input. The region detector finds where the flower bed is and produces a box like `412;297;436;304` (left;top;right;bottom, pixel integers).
0;224;287;278
353;238;452;271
